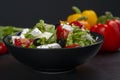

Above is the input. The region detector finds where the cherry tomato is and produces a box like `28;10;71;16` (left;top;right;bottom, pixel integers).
0;42;8;55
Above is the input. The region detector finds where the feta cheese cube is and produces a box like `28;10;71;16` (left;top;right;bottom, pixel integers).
37;32;53;40
30;28;42;37
42;32;53;40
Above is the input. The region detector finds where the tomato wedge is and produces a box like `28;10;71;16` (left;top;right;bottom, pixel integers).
66;44;80;48
56;25;70;40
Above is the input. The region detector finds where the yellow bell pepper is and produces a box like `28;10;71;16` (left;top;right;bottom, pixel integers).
82;10;98;26
67;6;82;23
67;14;82;23
67;6;98;26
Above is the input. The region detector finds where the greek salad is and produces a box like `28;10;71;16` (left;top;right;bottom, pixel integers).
10;20;96;49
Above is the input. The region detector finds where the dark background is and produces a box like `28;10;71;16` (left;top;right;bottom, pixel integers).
0;0;120;27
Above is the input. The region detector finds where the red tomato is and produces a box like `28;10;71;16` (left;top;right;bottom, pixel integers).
90;20;120;52
69;21;83;29
14;38;21;47
14;38;33;48
0;42;8;55
65;44;80;48
56;25;69;40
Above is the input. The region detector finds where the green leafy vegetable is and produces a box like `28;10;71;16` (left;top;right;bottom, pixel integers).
25;34;34;39
66;26;95;47
34;20;45;32
0;26;23;42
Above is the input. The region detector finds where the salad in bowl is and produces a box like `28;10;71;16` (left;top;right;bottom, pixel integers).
3;19;103;72
10;20;96;49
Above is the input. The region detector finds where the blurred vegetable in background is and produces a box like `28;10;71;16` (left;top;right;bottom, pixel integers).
67;6;98;26
82;10;98;26
98;11;120;24
90;12;120;52
67;6;82;23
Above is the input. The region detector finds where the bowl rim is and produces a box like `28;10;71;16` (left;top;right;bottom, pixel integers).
3;32;104;51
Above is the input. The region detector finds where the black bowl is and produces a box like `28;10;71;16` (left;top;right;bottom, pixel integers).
3;32;103;72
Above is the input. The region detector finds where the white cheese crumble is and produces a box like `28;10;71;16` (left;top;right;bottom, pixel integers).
85;34;94;41
37;43;61;49
62;24;73;32
21;28;29;34
38;32;53;40
20;28;30;38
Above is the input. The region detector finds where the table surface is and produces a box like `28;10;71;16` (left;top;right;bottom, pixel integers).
0;51;120;80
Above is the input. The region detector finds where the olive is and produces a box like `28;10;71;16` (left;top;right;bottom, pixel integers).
15;32;21;36
33;38;41;46
57;39;66;48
